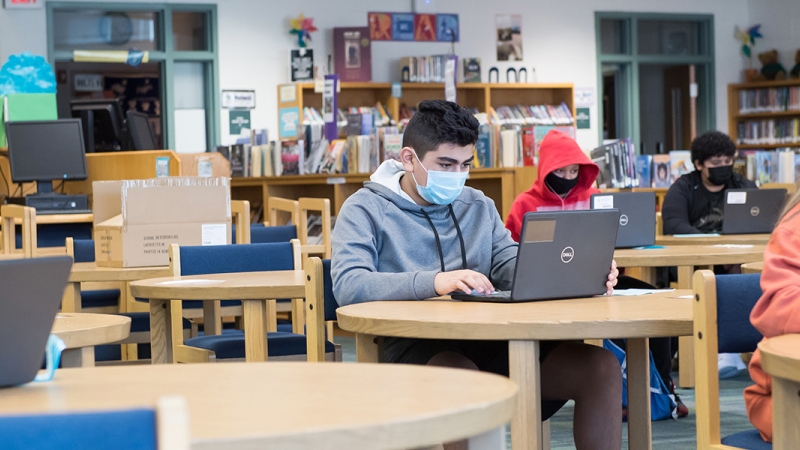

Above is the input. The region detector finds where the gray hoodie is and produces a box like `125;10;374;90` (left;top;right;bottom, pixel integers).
332;160;518;306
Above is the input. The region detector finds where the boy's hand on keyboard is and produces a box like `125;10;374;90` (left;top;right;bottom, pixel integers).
434;270;494;296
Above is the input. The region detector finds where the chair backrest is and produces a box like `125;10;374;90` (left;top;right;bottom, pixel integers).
66;238;96;263
299;197;332;259
304;257;338;362
175;241;300;276
250;224;298;244
1;204;36;257
655;212;663;236
230;200;251;244
693;270;764;449
0;396;189;450
267;197;299;227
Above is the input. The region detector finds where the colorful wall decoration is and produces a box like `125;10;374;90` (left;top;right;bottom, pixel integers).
368;12;459;42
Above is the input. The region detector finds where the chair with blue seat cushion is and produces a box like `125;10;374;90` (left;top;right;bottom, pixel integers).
304;258;341;362
694;270;771;450
67;238;191;362
172;240;335;362
1;204;35;258
0;396;189;450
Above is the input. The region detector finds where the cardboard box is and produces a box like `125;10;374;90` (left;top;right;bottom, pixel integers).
93;177;231;267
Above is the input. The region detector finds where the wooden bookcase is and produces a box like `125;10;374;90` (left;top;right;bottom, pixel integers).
727;79;800;150
277;82;575;138
231;167;537;221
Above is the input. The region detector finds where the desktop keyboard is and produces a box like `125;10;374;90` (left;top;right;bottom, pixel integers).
36;209;93;215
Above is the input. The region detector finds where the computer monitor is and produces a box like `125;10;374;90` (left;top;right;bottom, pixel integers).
126;110;158;150
5;119;88;195
70;98;129;152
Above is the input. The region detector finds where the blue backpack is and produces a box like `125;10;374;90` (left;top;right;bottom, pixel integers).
603;339;677;421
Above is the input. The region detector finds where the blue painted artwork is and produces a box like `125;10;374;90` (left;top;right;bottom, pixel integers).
0;52;56;94
436;14;459;42
392;13;415;41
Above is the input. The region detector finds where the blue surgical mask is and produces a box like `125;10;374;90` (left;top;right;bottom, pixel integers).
411;152;468;205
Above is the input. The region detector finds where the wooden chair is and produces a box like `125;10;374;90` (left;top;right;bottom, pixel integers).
656;212;663;237
0;396;190;450
67;238;191;363
761;182;796;196
1;204;36;257
231;200;251;244
266;197;300;227
693;270;770;449
299;197;332;259
170;240;337;363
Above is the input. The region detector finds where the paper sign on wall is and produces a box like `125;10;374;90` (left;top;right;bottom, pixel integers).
4;0;43;9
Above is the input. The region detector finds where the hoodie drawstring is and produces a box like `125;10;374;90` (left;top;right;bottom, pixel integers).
420;205;468;273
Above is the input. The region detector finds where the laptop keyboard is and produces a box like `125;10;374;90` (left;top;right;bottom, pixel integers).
450;290;512;301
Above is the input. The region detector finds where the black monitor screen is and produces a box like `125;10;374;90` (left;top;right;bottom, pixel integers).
127;110;157;150
6;119;88;183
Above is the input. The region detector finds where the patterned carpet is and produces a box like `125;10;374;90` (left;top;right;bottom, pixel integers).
337;335;758;449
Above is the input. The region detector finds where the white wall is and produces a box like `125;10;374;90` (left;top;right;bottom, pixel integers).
747;0;800;75
0;0;761;150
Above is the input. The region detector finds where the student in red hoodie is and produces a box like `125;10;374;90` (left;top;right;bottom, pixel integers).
744;184;800;442
505;130;600;241
506;129;690;418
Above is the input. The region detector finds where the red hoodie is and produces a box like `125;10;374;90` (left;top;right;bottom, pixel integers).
505;130;600;241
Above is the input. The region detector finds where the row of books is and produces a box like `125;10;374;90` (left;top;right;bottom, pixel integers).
488;104;574;127
736;118;800;145
470;117;576;168
738;86;800;114
737;150;800;185
635;152;693;189
590;139;640;189
400;55;457;83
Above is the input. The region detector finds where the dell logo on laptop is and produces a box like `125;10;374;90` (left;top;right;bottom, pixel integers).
750;206;760;217
619;214;629;226
561;246;574;263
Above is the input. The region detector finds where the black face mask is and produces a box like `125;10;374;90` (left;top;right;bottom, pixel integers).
545;172;579;195
707;164;734;186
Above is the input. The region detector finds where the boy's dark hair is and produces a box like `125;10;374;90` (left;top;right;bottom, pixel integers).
690;131;736;166
402;100;479;159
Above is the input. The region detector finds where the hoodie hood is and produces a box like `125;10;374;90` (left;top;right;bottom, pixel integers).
504;130;600;241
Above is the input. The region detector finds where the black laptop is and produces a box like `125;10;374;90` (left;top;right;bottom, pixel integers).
452;209;620;302
722;188;786;234
0;256;73;388
591;191;656;248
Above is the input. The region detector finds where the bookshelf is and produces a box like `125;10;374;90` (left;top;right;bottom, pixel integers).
230;167;537;221
728;79;800;149
277;82;575;139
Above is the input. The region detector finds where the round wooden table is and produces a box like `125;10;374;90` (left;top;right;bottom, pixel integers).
758;334;800;450
614;244;765;387
655;234;771;246
741;261;764;274
64;262;171;313
130;271;306;364
337;290;693;450
51;313;131;367
0;362;518;450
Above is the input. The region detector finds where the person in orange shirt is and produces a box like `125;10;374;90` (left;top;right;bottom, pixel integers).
744;184;800;442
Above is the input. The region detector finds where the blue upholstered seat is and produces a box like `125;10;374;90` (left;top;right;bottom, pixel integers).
0;408;158;450
721;429;772;450
712;274;771;449
178;242;325;360
185;332;335;359
16;223;92;249
231;223;298;244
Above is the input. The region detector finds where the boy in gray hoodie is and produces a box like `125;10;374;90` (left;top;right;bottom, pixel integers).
332;100;622;449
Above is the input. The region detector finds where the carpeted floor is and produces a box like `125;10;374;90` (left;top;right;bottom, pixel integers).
337;335;757;449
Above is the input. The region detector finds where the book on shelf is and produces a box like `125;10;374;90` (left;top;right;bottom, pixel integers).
636;155;652;189
737;86;800;114
652;154;671;188
736;118;800;145
669;150;692;183
462;58;481;83
280;140;304;175
400;54;457;83
379;129;402;162
333;27;372;82
488;104;574;126
589;139;638;189
474;123;492;168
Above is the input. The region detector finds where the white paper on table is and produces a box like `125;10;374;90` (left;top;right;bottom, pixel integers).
610;288;676;296
673;233;720;238
711;244;754;248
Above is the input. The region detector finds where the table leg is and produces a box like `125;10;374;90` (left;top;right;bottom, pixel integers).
509;339;542;450
150;299;175;364
355;333;379;363
677;265;695;388
61;281;82;313
242;299;268;362
467;425;505;450
61;347;95;368
203;301;222;335
626;338;652;450
773;377;800;450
